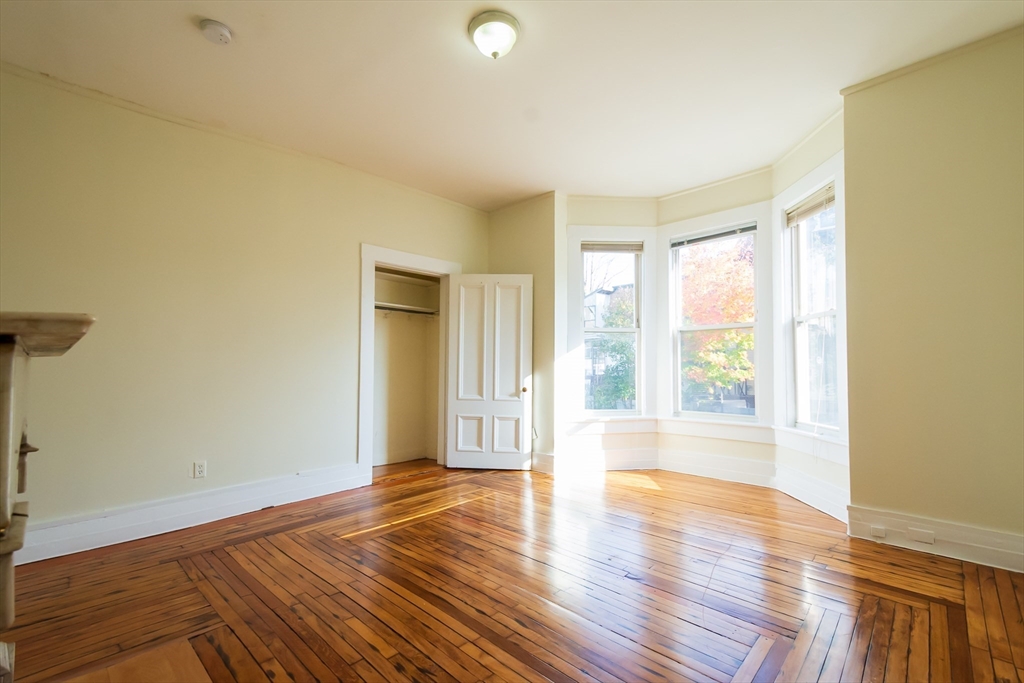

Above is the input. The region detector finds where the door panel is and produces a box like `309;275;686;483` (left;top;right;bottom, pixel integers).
447;275;532;469
457;284;486;400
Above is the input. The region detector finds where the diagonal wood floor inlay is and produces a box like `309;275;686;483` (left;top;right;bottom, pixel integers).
8;463;1024;682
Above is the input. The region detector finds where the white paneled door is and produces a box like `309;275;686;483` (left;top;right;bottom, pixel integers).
447;275;533;469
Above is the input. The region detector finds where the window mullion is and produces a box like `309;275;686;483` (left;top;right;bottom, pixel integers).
794;310;836;324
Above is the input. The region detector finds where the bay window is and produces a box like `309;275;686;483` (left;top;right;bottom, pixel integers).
672;226;757;416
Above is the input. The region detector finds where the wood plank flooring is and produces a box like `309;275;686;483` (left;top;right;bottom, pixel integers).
6;463;1023;682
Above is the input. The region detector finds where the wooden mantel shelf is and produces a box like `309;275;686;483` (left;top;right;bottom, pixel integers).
0;312;95;357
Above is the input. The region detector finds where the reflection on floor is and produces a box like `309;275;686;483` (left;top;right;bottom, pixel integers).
9;466;1024;682
64;639;210;683
372;457;442;482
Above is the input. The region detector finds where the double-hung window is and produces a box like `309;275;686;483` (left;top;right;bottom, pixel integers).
582;243;641;411
788;184;839;429
672;226;757;416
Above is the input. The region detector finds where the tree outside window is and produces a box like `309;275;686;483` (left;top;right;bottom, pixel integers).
582;248;639;411
673;230;756;416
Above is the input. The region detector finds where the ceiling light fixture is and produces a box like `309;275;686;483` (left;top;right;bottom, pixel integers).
468;11;520;60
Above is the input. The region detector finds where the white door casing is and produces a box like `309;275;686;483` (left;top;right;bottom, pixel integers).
447;275;533;469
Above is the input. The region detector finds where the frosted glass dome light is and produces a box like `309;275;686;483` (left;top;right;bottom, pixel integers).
469;11;520;60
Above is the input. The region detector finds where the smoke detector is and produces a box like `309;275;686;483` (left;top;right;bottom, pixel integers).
200;19;232;45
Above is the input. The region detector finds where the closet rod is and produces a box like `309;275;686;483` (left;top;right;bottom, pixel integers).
374;304;438;316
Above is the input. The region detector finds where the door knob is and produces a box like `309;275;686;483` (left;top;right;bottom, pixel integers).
521;387;528;392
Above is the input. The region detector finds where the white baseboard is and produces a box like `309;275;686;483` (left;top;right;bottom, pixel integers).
776;463;849;523
532;452;554;474
658;449;777;488
602;447;659;470
533;447;659;475
848;505;1024;572
17;464;370;565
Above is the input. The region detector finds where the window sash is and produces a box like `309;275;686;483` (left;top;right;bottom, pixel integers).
793;311;839;430
670;223;756;249
675;321;755;333
674;326;756;417
671;229;757;418
584;327;639;333
670;234;756;329
792;207;836;318
581;251;641;329
581;249;642;413
794;310;835;325
584;329;639;413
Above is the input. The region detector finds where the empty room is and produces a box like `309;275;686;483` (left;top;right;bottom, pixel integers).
0;1;1022;682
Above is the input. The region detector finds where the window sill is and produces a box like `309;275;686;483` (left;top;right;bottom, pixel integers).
574;412;643;420
565;415;658;436
671;412;759;424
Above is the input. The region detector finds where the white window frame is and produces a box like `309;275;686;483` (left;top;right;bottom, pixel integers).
790;205;840;432
566;227;657;420
773;151;849;440
670;224;759;420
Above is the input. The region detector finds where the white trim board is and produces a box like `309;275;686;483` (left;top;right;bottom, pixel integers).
359;244;462;477
532;452;555;475
776;463;849;523
658;449;776;488
848;505;1024;573
17;464;369;565
544;447;659;475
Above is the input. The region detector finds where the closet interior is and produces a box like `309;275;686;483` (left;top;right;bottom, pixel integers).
372;267;441;468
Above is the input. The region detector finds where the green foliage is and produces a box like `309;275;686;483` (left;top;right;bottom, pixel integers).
679;236;756;407
589;287;636;409
681;329;754;400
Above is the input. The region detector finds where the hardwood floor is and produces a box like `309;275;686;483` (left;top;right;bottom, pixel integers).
372;459;444;483
7;464;1024;682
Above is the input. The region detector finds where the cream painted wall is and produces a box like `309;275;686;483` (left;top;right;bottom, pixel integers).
372;309;438;465
657;168;774;225
488;193;558;456
566;197;657;227
844;29;1024;534
0;70;488;523
374;278;440;311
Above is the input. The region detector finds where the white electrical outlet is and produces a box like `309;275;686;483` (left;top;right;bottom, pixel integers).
193;460;207;478
870;525;886;538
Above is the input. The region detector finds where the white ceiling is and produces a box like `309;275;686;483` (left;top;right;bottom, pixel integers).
1;1;1021;211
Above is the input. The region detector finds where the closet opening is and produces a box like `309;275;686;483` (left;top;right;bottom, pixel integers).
371;266;444;482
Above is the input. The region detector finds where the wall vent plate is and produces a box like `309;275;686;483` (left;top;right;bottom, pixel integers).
907;527;935;544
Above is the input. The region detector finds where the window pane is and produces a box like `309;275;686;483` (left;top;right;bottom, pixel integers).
679;328;755;415
677;233;755;326
583;252;636;329
584;332;636;410
796;316;839;427
797;205;837;314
